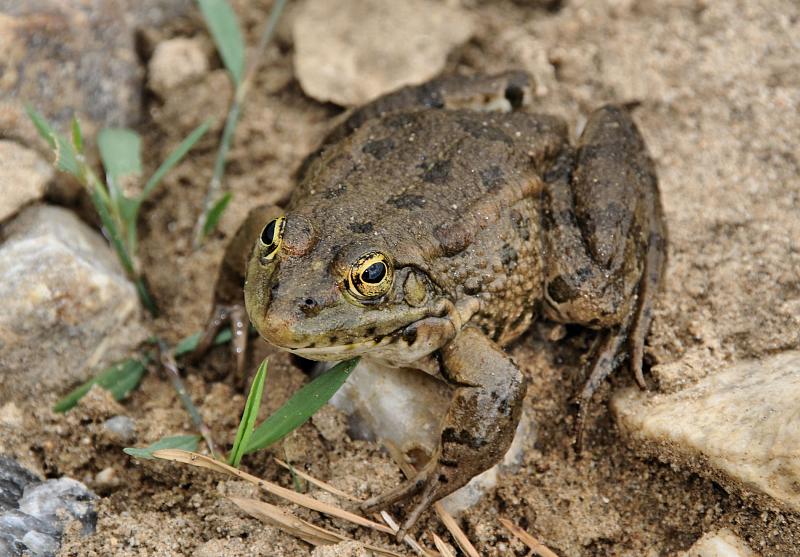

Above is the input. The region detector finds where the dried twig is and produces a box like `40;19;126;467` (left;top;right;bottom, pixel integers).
152;449;393;534
157;341;220;459
274;458;362;502
230;497;404;556
432;533;455;557
499;517;560;557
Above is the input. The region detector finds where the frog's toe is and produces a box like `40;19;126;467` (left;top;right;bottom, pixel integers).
188;303;250;375
360;463;434;515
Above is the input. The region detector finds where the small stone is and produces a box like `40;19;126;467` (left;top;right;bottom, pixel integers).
102;415;136;444
293;0;474;106
0;206;148;403
310;540;371;557
0;457;96;557
148;37;209;97
683;528;756;557
0;402;24;429
94;467;118;488
0;142;53;223
612;351;800;514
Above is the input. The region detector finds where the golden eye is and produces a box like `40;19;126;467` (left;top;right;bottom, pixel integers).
347;252;393;299
258;216;285;262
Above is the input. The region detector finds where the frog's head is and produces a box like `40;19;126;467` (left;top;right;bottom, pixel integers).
244;213;455;363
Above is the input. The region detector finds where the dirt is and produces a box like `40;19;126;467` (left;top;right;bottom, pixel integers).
2;0;799;555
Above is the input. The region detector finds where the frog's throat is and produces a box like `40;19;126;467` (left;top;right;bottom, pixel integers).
285;297;479;363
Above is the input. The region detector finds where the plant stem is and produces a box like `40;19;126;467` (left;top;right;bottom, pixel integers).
158;340;221;460
193;0;290;247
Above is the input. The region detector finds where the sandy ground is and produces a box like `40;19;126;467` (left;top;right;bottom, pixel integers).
2;0;799;555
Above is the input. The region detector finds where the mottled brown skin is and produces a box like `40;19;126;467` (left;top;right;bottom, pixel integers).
200;71;666;534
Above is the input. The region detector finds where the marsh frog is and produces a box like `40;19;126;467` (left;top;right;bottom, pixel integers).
197;71;666;532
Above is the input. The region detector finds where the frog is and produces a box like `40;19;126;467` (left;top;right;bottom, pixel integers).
194;71;667;534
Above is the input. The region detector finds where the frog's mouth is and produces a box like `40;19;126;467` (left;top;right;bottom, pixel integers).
286;314;459;364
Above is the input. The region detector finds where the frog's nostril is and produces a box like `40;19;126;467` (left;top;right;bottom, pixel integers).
299;297;320;316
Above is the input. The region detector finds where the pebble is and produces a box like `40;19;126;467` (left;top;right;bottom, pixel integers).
682;528;756;557
293;0;474;106
612;351;800;514
102;415;137;444
0;457;96;557
148;37;209;97
0;206;147;403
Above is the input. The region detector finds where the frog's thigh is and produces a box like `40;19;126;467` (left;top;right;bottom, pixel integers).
437;327;527;491
543;105;657;327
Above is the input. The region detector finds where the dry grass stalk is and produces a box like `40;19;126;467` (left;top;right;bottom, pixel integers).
432;533;456;557
152;449;393;534
230;497;404;557
384;442;480;557
499;517;560;557
380;511;438;557
274;458;362;502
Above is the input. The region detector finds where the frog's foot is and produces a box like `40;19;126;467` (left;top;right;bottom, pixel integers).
363;327;526;538
189;303;249;375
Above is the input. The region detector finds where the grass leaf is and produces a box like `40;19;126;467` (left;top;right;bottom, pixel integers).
71;117;84;155
98;128;142;197
54;358;146;413
124;434;200;460
201;191;232;238
245;358;359;453
141;120;210;202
197;0;245;84
25;106;80;176
228;358;268;467
173;327;233;357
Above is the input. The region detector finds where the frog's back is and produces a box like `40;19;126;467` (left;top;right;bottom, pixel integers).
291;108;567;344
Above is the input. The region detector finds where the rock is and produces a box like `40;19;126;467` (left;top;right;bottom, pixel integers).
310;540;371;557
147;37;209;98
0;142;53;224
612;351;800;514
0;0;192;148
102;415;136;444
683;528;757;557
328;360;535;514
293;0;474;106
0;457;96;557
0;205;147;403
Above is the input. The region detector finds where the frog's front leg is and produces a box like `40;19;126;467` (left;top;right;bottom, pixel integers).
191;204;283;375
361;327;527;535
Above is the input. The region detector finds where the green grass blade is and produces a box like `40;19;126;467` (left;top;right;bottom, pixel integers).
141;120;210;202
123;434;200;460
54;358;146;413
25;106;80;176
71;117;84;155
98;128;142;199
228;358;268;467
197;0;245;84
245;358;359;454
201;191;232;238
173;327;233;357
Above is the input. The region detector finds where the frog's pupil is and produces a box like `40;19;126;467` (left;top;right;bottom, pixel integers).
261;220;277;245
362;262;386;283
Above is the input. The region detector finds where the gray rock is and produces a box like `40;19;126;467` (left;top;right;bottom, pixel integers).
0;205;148;403
0;457;96;557
148;37;209;98
0;0;192;148
328;359;535;514
612;351;800;514
0;142;53;224
293;0;474;106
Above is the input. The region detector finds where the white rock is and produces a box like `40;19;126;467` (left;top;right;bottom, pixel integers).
0;141;52;223
293;0;474;106
329;359;535;514
612;351;800;514
683;528;757;557
148;37;209;97
0;206;147;403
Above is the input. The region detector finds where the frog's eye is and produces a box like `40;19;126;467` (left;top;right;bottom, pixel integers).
347;252;393;299
258;216;285;262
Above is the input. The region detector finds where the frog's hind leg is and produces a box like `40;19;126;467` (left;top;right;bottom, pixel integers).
542;105;666;450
